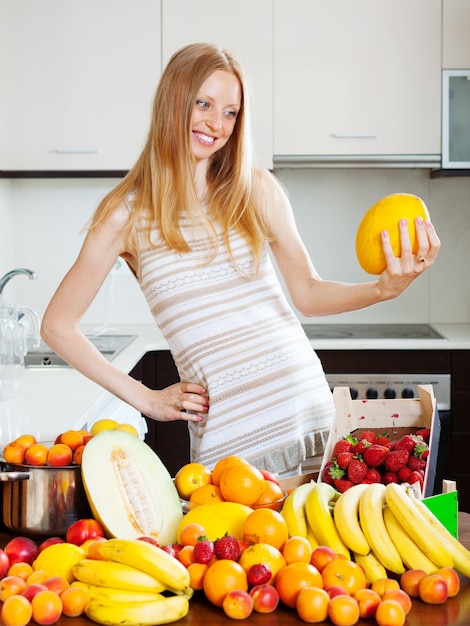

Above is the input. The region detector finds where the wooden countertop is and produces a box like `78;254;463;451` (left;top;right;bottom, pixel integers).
2;512;470;626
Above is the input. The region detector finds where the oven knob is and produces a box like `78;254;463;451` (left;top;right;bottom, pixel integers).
350;388;359;400
384;388;396;399
402;388;415;399
366;387;379;399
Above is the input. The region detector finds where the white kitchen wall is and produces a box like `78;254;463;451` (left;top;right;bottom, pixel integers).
2;169;470;327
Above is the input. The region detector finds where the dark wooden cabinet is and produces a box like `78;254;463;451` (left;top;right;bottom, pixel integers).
450;350;470;512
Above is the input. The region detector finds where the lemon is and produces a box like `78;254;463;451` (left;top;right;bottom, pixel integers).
115;423;139;437
90;419;119;435
32;542;86;583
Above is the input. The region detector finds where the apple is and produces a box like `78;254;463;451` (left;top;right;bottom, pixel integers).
0;549;10;579
137;537;160;547
38;537;65;553
249;584;280;613
418;573;448;604
4;536;39;566
65;518;105;546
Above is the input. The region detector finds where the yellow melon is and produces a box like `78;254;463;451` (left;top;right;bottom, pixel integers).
355;193;430;275
176;502;253;542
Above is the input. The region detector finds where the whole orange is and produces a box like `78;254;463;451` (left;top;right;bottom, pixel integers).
328;594;360;626
275;562;323;608
174;463;212;500
296;586;330;623
282;536;312;564
243;508;289;550
238;543;286;584
321;559;367;596
211;456;250;487
219;463;265;506
252;480;285;508
202;559;248;607
189;484;224;507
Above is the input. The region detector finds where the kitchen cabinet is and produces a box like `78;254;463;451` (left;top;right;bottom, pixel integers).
0;0;161;172
450;350;470;513
443;0;470;68
161;0;273;170
273;0;442;166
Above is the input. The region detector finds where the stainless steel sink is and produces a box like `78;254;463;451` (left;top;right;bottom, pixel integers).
24;334;137;368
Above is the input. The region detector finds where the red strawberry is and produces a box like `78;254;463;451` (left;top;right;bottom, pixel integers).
362;468;382;484
333;477;355;493
363;444;390;468
193;537;215;564
384;449;409;472
359;431;378;445
397;467;413;483
336;451;354;469
376;433;391;446
321;460;336;485
409;471;424;490
214;534;241;561
352;439;370;455
382;471;399;484
413;441;429;459
395;434;420;454
332;438;355;457
347;458;368;484
407;456;426;472
415;428;431;442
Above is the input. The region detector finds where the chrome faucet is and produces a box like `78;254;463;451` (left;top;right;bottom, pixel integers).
0;268;37;304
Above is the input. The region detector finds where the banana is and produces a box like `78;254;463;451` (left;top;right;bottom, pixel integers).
71;581;166;603
409;491;470;577
306;528;320;551
358;483;405;575
305;483;350;559
352;551;387;583
281;480;317;538
333;483;370;555
382;505;438;575
385;482;454;569
72;559;166;594
96;538;190;593
85;595;189;626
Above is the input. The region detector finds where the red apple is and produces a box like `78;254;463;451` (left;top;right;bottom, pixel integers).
0;549;10;579
419;573;449;604
38;537;65;553
65;518;105;546
137;537;160;547
249;584;280;613
4;537;39;566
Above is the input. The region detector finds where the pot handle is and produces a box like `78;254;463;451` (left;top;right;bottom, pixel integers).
0;471;30;482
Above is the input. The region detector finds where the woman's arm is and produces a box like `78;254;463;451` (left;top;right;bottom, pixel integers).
41;205;209;422
264;173;440;317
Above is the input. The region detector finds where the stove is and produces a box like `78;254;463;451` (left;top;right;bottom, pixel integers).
302;323;446;341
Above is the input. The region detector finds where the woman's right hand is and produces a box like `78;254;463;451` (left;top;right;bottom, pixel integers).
143;381;210;423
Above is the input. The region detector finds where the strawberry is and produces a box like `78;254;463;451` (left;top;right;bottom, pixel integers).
376;433;391;446
409;471;424;490
397;467;413;483
336;451;354;469
362;468;382;483
352;439;370;455
332;437;356;457
407;456;426;472
193;537;215;564
321;460;336;485
384;449;409;472
359;431;378;445
214;534;241;561
413;440;429;459
415;428;431;442
382;471;399;484
347;458;368;484
395;434;420;454
363;444;390;468
333;477;355;493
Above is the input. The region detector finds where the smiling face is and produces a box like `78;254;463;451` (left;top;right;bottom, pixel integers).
191;70;242;163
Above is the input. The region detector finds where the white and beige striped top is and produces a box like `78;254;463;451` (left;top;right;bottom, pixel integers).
135;210;335;474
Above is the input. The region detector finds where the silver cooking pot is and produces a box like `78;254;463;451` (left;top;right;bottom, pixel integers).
0;462;92;536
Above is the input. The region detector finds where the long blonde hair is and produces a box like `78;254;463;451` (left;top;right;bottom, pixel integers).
91;43;270;270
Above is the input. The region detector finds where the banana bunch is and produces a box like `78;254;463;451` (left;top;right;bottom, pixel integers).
71;538;192;626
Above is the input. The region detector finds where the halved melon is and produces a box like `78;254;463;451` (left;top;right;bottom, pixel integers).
81;430;182;545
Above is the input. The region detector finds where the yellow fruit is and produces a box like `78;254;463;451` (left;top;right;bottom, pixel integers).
174;462;212;500
239;543;287;583
90;419;119;435
32;543;86;583
176;502;253;542
115;423;139;437
356;193;430;274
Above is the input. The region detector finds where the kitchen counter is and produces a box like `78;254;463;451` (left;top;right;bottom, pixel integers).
0;512;470;625
1;323;469;447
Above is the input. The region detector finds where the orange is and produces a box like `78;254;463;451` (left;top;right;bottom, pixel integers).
328;594;360;626
238;543;286;584
187;563;209;591
15;434;37;450
282;536;312;564
219;463;265;506
211;455;250;487
189;484;224;507
321;559;367;595
243;508;289;550
179;523;207;547
174;462;212;500
3;441;26;464
296;586;330;623
1;594;33;626
252;479;285;507
275;561;323;608
375;599;406;626
202;559;248;607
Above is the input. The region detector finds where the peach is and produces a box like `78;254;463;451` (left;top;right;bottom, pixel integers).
0;576;28;602
222;589;253;620
47;443;73;467
296;586;329;623
24;443;48;466
1;594;33;626
81;537;108;559
310;545;339;572
435;567;461;598
249;584;280;613
26;571;49;586
21;584;48;602
375;599;406;626
59;430;83;451
382;588;412;615
31;589;63;625
7;562;33;580
325;585;349;599
418;573;448;605
353;588;382;618
328;594;360;626
60;586;89;617
399;569;427;598
370;577;400;597
15;434;37;450
43;576;70;596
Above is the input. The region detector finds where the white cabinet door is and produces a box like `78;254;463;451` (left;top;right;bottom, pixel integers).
443;0;470;69
274;0;441;164
161;0;273;170
0;0;161;171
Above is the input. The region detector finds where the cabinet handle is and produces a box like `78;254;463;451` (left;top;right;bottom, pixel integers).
54;148;99;154
332;133;377;139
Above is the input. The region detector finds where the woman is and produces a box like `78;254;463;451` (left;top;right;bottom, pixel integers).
41;43;440;476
